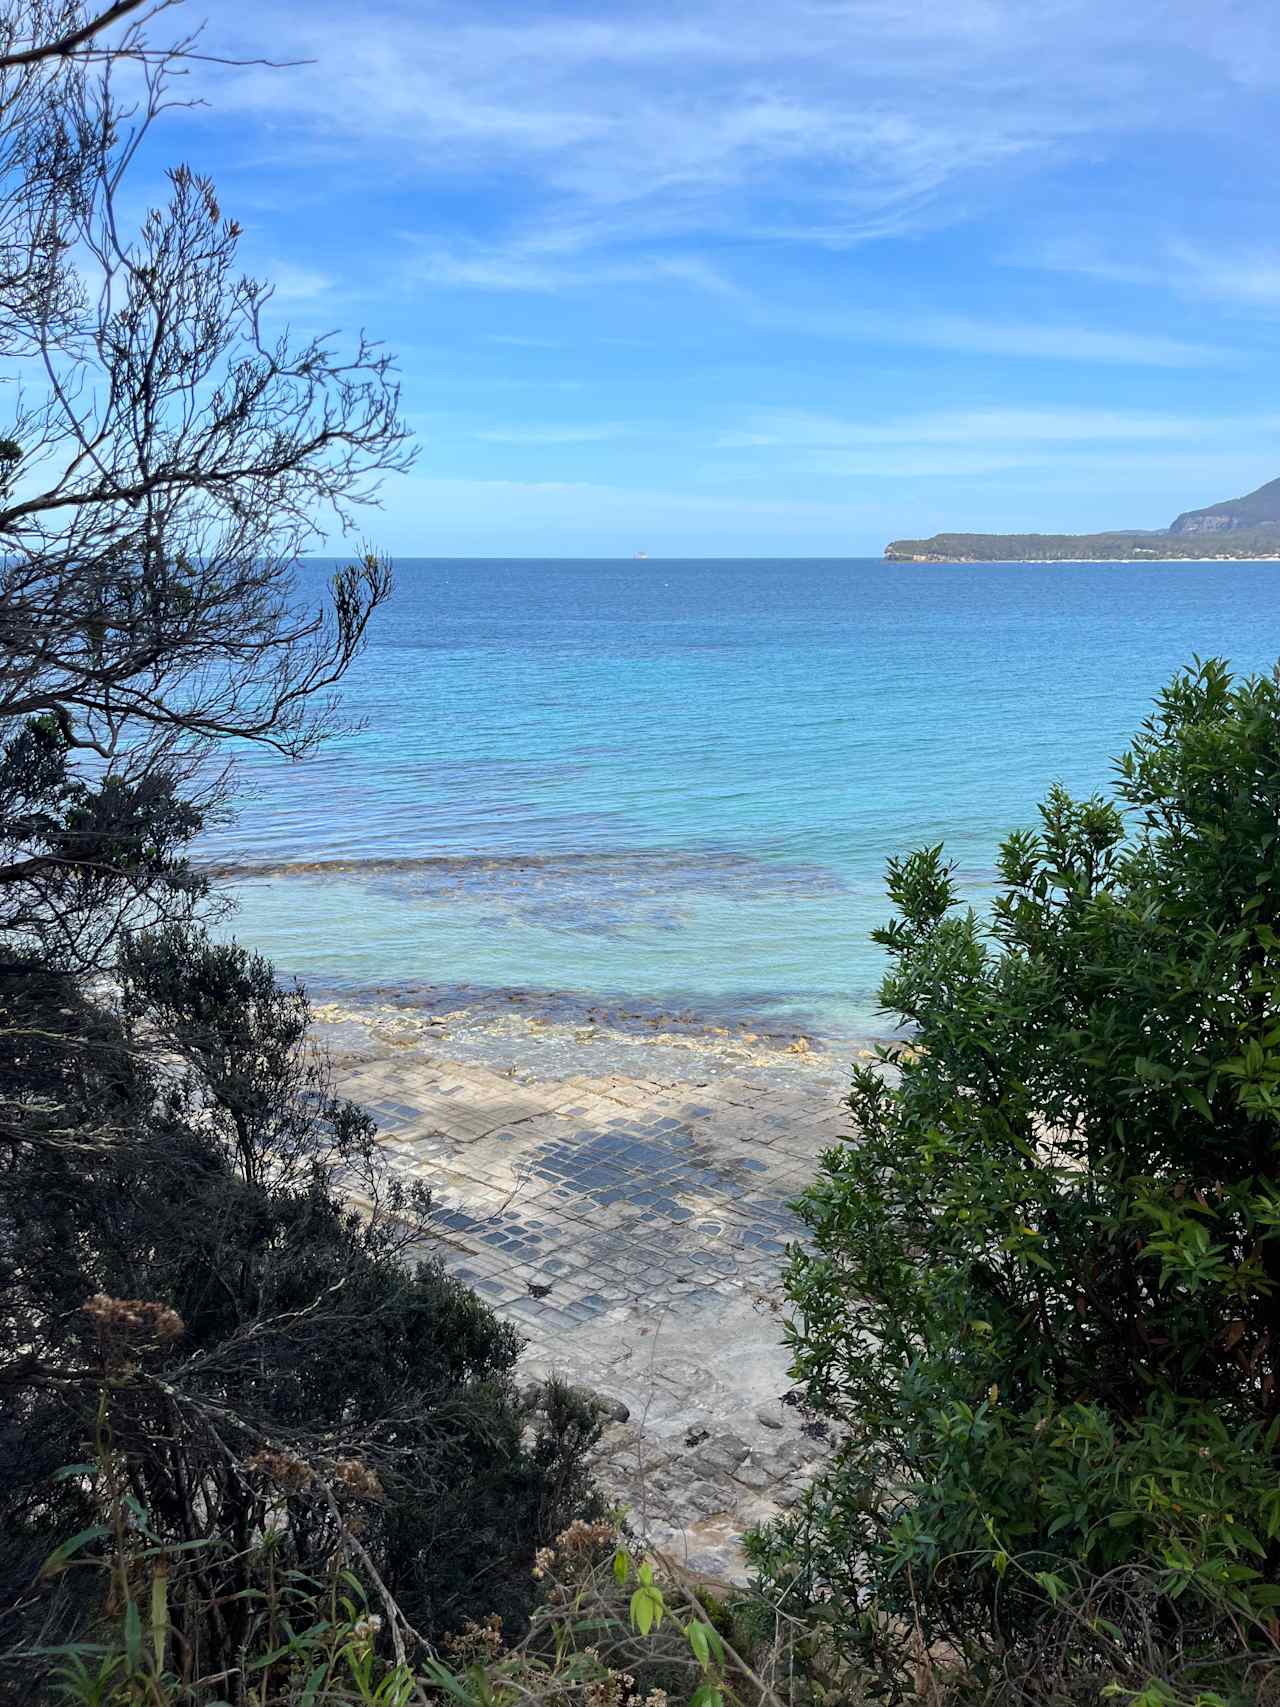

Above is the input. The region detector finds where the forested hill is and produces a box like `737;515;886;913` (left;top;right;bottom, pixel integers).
886;473;1280;560
883;529;1280;562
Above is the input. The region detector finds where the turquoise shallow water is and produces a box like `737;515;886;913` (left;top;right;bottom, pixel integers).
206;558;1280;1037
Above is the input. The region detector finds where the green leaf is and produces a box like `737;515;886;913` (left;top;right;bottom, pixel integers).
630;1584;663;1636
1134;1056;1173;1082
687;1621;711;1666
1033;1570;1068;1604
631;1588;654;1637
123;1598;143;1673
38;1526;110;1578
419;1659;478;1705
150;1567;168;1672
299;1664;330;1707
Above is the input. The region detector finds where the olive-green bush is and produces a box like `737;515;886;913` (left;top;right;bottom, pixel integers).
750;661;1280;1687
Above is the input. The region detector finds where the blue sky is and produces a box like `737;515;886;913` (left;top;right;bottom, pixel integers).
140;0;1280;555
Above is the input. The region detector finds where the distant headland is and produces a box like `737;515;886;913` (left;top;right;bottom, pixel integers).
885;474;1280;562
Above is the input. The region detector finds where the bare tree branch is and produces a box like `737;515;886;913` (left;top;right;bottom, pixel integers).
0;0;147;69
0;2;414;974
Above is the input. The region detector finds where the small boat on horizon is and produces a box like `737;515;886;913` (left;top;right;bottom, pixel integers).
633;550;648;559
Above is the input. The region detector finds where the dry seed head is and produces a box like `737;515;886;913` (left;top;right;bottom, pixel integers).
244;1448;314;1494
442;1615;504;1662
83;1295;184;1342
333;1457;383;1500
554;1517;617;1555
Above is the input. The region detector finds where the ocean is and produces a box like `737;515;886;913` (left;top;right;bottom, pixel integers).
204;557;1280;1041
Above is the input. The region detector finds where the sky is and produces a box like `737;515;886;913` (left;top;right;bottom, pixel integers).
130;0;1280;555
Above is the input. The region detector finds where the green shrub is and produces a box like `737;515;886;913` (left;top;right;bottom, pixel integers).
749;661;1280;1679
0;926;599;1694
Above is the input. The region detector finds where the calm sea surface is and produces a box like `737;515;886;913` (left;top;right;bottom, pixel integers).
205;558;1280;1037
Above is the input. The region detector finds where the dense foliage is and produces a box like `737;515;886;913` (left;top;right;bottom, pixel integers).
1;932;598;1681
751;660;1280;1681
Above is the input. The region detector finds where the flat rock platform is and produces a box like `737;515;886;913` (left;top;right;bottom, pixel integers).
316;997;870;1578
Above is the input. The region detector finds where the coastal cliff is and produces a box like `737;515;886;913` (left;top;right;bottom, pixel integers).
1170;473;1280;536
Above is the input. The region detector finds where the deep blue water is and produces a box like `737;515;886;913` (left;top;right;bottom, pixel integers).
206;558;1280;1036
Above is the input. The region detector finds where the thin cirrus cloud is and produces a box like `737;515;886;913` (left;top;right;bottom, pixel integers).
757;307;1237;369
265;261;335;303
201;0;1254;253
716;407;1263;450
1018;237;1280;310
403;241;1236;368
711;409;1280;484
402;232;750;302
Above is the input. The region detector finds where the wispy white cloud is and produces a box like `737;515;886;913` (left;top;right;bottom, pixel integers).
740;304;1236;368
718;406;1257;450
265;261;335;303
1018;236;1280;309
404;235;746;299
713;406;1280;481
404;233;1234;364
203;0;1251;260
887;314;1232;368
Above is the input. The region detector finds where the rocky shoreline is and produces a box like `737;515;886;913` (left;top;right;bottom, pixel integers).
314;993;873;1577
310;981;884;1085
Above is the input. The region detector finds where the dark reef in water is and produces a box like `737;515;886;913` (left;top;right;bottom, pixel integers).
201;847;850;939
